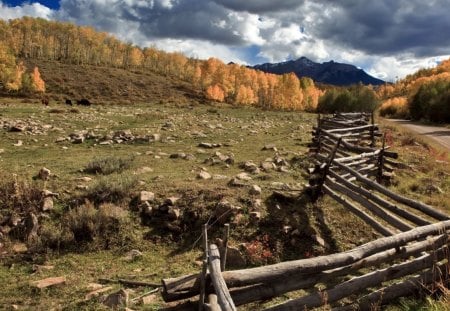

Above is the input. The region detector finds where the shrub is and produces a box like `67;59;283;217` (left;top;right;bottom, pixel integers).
85;156;133;175
84;174;138;205
379;97;409;118
317;84;379;113
0;174;42;213
409;79;450;123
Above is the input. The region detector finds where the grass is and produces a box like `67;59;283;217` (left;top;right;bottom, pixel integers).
0;99;449;309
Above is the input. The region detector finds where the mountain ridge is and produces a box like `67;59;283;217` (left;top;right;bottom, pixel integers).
252;57;385;86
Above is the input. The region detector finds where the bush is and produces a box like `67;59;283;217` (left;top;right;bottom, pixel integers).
85;156;133;175
317;84;379;113
0;174;42;214
84;174;138;205
379;97;409;118
64;201;136;249
409;79;450;122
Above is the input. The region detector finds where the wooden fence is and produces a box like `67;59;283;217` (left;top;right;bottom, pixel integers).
161;113;450;310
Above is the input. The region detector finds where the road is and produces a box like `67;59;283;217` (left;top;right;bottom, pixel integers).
389;119;450;151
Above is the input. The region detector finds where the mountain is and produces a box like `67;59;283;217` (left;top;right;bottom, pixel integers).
252;57;385;86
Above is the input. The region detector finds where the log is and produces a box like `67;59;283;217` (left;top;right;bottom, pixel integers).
323;185;395;236
199;224;208;311
325;178;414;232
332;262;450;311
332;161;450;221
162;220;450;302
208;244;236;311
328;170;431;226
327;124;378;134
264;248;449;311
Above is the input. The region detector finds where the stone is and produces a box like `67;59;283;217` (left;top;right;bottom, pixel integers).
25;212;39;243
0;149;4;154
38;167;51;181
42;197;54;211
198;142;213;149
250;211;261;221
72;136;85;144
249;185;262;195
165;197;180;206
236;172;252;181
55;137;67;143
168;206;181;220
141;202;153;216
76;185;89;190
99;140;113;145
42;189;58;197
76;177;92;182
140;191;155;203
150;133;161;142
123;249;143;262
262;144;277;151
30;276;66;289
85;286;113;300
214;200;241;220
197;171;212;180
228;178;246;187
135;167;153;174
165;222;182;233
313;235;326;247
13;140;23;147
261;161;276;171
12;243;28;253
213;174;228;180
103;289;129;309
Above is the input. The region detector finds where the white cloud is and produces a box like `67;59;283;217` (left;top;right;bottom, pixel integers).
0;1;54;19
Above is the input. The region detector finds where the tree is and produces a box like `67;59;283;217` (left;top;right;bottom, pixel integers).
31;66;45;92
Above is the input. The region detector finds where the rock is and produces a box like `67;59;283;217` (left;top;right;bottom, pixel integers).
213;174;228;180
25;212;39;243
42;189;58;197
150;133;161;142
135;167;153;174
262;144;277;151
13;140;23;147
253;199;262;208
198;142;213;149
225;246;246;268
168;206;181;220
76;177;92;182
140;191;155;203
9;125;25;132
313;234;326;247
184;154;196;161
99;140;113;145
42;197;54;211
249;185;262;195
32;264;55;274
76;185;89;190
38;167;51;180
0;149;4;154
12;243;28;253
228;178;247;187
165;196;180;206
30;276;66;289
85;286;113;300
123;249;143;262
165;222;182;233
197;171;212;180
236;172;252;181
214;200;241;220
250;211;261;222
103;289;129;309
141;202;153;216
261;161;276;171
241;161;259;173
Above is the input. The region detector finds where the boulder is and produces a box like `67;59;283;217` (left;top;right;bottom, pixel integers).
139;191;155;203
123;249;143;262
249;185;262;195
103;289;129;309
30;276;66;289
38;167;51;181
197;171;212;180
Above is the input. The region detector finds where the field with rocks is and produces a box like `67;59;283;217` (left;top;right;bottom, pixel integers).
0;98;449;310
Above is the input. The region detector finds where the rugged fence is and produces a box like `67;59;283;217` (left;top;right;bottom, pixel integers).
161;113;450;310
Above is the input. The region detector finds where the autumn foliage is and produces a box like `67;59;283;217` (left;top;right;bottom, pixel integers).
0;17;323;111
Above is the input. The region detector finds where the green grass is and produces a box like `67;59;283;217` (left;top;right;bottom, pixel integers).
0;99;449;310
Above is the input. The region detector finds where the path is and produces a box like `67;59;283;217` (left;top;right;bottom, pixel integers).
388;119;450;151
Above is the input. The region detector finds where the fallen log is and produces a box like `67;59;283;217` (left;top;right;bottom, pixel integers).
323;185;395;236
328;170;431;226
208;244;236;311
264;248;449;311
162;220;450;302
332;161;450;221
325;179;414;232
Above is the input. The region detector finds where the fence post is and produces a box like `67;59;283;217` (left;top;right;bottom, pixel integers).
198;224;208;311
377;133;386;183
221;223;230;272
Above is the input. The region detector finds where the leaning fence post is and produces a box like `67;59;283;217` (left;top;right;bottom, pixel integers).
315;137;342;200
198;224;208;311
370;112;375;147
221;223;230;272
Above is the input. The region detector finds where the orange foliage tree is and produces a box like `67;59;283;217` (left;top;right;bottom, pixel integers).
31;66;45;92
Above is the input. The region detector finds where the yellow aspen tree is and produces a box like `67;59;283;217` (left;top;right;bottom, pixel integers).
31;66;45;92
205;84;225;102
5;62;25;91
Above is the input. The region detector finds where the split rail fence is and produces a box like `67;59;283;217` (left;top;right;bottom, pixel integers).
161;113;450;311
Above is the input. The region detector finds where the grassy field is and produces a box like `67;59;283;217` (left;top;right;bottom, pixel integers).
0;98;449;310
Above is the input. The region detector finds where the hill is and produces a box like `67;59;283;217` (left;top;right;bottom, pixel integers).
252;57;385;86
23;59;203;105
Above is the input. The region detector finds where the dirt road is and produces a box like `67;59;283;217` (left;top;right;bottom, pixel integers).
389;119;450;151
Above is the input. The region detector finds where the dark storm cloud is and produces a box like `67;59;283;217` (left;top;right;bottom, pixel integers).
311;0;450;57
212;0;303;13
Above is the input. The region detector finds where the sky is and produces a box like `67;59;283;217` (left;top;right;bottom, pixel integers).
1;0;450;82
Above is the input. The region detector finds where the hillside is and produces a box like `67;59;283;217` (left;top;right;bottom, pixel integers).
23;59;203;104
252;57;385;86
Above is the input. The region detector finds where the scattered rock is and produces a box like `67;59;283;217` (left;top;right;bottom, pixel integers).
168;206;181;220
135;167;153;174
85;286;113;301
103;289;129;309
228;178;247;187
165;197;180;206
32;264;55;274
250;211;261;222
123;249;143;262
249;185;262;195
76;176;92;182
140;191;155;203
76;185;89;190
42;197;54;211
30;276;66;289
150;133;161;142
38;167;51;181
197;171;212;180
12;243;28;253
141;294;157;305
262;144;277;151
25;212;39;243
199;142;222;149
236;172;252;181
0;148;4;154
13;140;23;147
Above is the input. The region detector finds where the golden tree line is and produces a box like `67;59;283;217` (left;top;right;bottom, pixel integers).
0;17;322;110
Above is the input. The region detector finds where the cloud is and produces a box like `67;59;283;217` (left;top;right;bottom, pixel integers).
1;0;450;81
0;1;53;19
